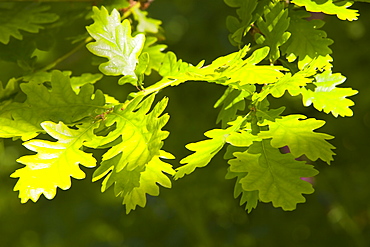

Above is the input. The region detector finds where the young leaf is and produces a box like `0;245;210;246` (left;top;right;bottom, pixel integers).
281;10;333;69
229;140;318;210
175;116;246;179
86;6;145;85
291;0;359;21
93;150;175;214
87;95;170;173
254;1;291;62
132;7;162;34
11;121;99;203
141;37;167;75
301;70;358;117
0;70;105;140
258;114;336;164
0;3;58;44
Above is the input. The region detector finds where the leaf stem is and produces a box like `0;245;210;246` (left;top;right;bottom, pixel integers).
129;78;178;98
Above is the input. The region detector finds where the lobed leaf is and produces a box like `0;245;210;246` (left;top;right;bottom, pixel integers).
175;117;246;179
226;168;259;213
88;95;173;213
0;78;19;102
229;140;318;210
214;87;252;128
201;46;287;86
0;3;58;44
258;114;336;163
86;6;145;85
132;7;162;34
254;1;291;62
93;151;175;214
254;71;312;101
0;71;105;140
225;0;258;46
291;0;359;21
281;10;333;69
89;95;170;174
301;70;358;117
141;37;167;75
11;121;99;203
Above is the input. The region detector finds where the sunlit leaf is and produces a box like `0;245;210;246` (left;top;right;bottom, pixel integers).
258;114;336;163
89;95;169;173
229;140;318;210
11;121;99;203
0;70;105;140
86;6;145;85
301;70;358;117
132;7;162;33
94;150;175;213
281;10;333;69
291;0;359;21
175;117;246;179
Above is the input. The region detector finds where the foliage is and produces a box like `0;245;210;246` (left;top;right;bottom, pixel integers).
0;0;361;214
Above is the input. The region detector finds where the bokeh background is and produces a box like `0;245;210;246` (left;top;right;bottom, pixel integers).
1;1;370;246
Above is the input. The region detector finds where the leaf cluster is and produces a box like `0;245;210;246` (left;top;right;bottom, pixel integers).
0;0;362;213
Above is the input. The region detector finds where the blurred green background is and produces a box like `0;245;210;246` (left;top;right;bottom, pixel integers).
1;1;370;246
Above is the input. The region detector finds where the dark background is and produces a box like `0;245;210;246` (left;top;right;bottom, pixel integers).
0;1;370;246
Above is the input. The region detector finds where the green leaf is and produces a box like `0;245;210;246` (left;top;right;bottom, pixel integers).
258;114;336;164
225;0;258;46
255;99;286;123
70;73;103;94
281;10;333;69
254;71;312;101
0;78;19;102
225;145;259;212
226;127;261;147
214;87;252;128
86;6;145;85
229;140;318;210
0;70;105;140
301;70;358;117
158;52;204;80
0;37;37;72
291;0;359;21
11;121;99;203
149;51;206;88
88;95;170;173
103;0;130;11
93;150;175;214
226;168;259;213
142;37;167;75
0;3;59;44
201;46;287;86
23;71;103;94
132;7;162;33
175;117;246;179
254;1;291;62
